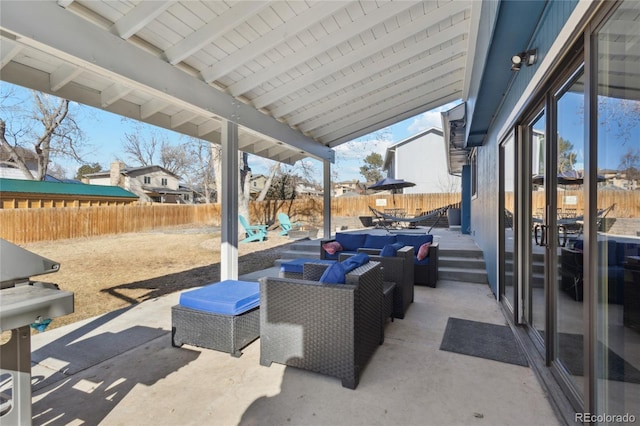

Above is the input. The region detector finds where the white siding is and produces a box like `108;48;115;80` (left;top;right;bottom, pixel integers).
395;131;461;194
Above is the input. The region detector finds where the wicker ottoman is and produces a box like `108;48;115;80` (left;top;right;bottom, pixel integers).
171;280;260;357
279;258;336;279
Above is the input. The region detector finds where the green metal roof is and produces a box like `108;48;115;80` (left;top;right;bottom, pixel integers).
0;178;138;198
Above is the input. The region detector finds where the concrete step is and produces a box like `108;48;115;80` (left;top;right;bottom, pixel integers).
439;248;484;259
440;256;486;269
439;266;488;284
278;249;320;260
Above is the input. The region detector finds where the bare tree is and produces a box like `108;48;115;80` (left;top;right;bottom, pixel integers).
121;126;189;177
0;89;86;180
182;138;216;203
256;162;280;202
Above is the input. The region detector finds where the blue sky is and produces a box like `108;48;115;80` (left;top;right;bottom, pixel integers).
1;82;457;182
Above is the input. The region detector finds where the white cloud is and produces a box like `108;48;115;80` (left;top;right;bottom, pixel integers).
334;138;393;160
406;100;461;134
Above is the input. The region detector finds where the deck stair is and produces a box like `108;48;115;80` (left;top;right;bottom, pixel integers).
438;247;488;284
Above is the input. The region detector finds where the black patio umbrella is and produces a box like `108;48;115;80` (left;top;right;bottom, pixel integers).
368;177;415;206
532;170;605;211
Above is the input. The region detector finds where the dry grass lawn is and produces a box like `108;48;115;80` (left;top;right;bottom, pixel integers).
21;226;299;331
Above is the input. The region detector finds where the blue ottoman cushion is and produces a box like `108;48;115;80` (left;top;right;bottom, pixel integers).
280;258;336;274
179;280;259;316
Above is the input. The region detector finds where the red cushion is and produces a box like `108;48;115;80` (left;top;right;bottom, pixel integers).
322;241;343;255
417;242;431;261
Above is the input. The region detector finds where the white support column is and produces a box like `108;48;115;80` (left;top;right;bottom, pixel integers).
323;160;332;238
221;120;239;280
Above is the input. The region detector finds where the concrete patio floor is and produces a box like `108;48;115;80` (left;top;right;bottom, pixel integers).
26;230;562;426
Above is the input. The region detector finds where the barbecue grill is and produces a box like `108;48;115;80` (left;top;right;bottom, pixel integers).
0;239;74;425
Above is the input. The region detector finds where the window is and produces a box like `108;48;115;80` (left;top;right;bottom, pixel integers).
143;176;151;184
161;178;167;186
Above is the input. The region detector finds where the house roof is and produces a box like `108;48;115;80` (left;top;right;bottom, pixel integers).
0;146;39;163
0;178;138;198
0;0;485;165
85;165;180;179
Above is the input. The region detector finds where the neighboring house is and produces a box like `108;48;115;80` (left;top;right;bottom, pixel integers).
84;161;193;204
295;180;322;197
0;146;39;179
383;127;460;194
333;180;363;197
0;177;138;209
249;174;268;198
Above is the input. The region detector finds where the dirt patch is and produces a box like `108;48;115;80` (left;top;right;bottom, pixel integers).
21;226;303;331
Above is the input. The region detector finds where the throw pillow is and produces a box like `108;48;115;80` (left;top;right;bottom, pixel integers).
417;242;431;261
319;262;346;284
380;244;398;257
322;241;343;255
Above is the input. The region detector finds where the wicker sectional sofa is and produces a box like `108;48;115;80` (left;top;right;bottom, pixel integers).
320;232;438;287
340;246;414;319
259;260;384;389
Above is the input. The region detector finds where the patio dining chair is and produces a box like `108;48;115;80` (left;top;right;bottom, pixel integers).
276;212;302;236
238;215;268;243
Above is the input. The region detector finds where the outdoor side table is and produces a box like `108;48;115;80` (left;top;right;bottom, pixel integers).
171;280;260;357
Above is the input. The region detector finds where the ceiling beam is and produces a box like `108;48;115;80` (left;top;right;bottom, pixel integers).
300;66;464;134
164;1;270;65
171;110;199;129
201;1;348;83
110;1;172;39
227;1;418;97
0;38;21;69
197;120;220;138
140;98;168;119
0;0;333;162
101;83;134;107
50;63;82;91
323;86;461;146
252;1;468;109
270;32;467;118
287;51;466;127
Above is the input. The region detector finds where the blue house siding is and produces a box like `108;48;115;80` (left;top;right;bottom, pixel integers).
471;0;578;295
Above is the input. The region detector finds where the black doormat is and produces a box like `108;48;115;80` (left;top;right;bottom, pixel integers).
556;332;640;384
440;317;528;367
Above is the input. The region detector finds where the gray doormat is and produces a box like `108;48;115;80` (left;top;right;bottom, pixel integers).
439;317;528;367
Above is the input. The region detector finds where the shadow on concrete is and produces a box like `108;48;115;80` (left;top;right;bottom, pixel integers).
100;242;300;305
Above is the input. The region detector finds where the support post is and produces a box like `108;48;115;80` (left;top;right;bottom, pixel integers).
221;120;239;280
323;160;332;238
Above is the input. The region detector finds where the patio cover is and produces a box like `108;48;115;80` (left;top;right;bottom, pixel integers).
0;0;495;278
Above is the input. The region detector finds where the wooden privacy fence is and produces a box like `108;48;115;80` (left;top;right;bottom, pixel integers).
2;191;637;244
0;204;222;244
0;194;461;244
506;190;640;218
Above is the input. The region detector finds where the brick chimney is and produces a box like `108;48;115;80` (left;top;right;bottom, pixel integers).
110;161;125;186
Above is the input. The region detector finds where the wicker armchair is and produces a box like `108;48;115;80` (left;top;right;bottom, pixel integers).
343;246;414;319
415;242;439;287
259;261;384;389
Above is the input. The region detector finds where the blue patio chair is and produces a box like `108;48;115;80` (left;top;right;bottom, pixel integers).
277;212;302;236
238;215;268;243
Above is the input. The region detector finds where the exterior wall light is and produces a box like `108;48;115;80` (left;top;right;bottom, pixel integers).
511;49;537;71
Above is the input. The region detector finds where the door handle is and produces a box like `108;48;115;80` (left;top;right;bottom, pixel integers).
558;225;567;247
534;224;547;247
